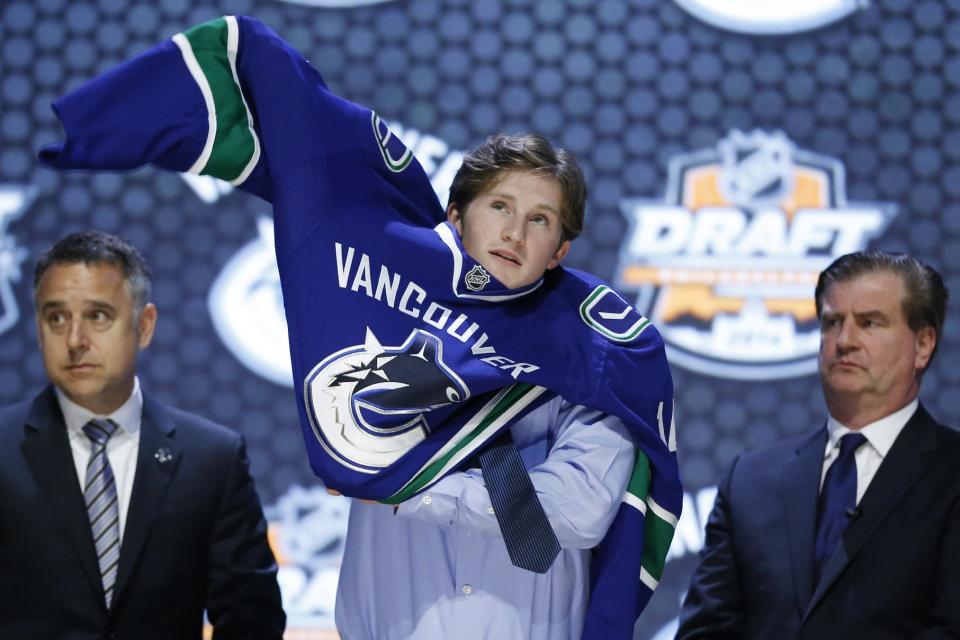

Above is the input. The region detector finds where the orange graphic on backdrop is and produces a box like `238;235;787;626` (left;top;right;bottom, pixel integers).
683;166;828;217
637;163;828;323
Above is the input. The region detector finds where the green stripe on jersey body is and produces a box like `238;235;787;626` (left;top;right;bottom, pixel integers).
172;15;260;184
383;383;548;505
624;450;679;587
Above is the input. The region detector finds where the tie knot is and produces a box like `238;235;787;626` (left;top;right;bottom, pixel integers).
838;432;867;457
83;418;118;445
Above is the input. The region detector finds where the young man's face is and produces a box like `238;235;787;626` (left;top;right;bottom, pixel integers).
35;261;157;415
447;170;571;289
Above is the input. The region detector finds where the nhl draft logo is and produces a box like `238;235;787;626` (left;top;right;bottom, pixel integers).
616;130;896;380
464;264;491;291
304;328;469;472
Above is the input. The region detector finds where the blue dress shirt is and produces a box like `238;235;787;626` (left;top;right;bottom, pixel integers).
335;396;636;640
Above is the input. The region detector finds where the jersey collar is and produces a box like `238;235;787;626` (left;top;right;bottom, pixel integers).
434;221;545;301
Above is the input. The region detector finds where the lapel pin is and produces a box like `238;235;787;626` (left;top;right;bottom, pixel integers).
154;448;173;464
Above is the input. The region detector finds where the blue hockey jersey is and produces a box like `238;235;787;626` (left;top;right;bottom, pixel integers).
39;16;682;639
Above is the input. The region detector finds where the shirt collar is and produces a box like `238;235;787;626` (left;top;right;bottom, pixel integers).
56;377;143;440
825;398;918;459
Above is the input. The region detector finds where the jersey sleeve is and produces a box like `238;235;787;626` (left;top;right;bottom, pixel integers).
38;15;442;227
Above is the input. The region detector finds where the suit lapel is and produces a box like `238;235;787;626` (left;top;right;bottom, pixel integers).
803;405;939;619
111;396;181;607
781;426;827;617
20;387;105;603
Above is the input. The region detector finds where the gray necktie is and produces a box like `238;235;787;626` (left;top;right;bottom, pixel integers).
83;418;121;608
478;430;560;573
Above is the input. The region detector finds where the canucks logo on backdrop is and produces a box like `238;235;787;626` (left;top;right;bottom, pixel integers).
304;328;468;472
265;485;349;629
616;130;896;380
672;0;865;34
270;0;393;6
0;185;33;337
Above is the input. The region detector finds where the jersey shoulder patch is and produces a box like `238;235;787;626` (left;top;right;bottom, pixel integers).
371;112;412;172
579;284;650;343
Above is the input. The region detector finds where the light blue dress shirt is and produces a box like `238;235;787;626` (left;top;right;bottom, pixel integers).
335;396;637;640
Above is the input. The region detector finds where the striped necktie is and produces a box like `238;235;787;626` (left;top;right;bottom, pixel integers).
478;430;560;573
83;418;121;608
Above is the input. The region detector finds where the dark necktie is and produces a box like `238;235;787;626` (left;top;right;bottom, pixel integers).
83;418;121;607
814;432;867;580
478;430;560;573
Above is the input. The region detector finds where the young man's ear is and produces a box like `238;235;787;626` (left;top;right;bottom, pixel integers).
547;239;571;270
446;204;463;235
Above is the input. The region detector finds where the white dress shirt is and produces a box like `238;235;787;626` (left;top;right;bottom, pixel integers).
335;396;636;640
820;399;918;504
57;378;143;542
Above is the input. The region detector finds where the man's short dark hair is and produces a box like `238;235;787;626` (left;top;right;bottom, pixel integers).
34;231;152;312
815;250;948;366
448;133;587;242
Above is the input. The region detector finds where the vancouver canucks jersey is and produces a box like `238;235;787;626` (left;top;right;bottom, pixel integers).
39;16;682;639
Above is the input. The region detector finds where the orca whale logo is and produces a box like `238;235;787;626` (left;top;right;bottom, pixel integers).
304;328;469;473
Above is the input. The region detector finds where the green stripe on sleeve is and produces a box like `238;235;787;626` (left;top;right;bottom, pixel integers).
181;17;257;182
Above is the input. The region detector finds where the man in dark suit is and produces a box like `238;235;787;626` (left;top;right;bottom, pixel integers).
678;250;960;639
0;231;285;639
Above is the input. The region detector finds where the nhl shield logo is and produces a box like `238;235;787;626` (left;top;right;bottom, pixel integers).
304;327;469;473
718;130;793;207
464;264;491;291
615;129;897;380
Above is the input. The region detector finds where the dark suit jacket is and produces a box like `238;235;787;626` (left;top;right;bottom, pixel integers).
0;386;285;639
678;404;960;640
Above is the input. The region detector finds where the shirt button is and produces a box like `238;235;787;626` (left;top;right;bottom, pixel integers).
422;494;432;505
487;506;495;514
462;584;473;595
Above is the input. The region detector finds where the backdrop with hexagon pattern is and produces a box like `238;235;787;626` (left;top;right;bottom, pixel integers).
1;1;958;637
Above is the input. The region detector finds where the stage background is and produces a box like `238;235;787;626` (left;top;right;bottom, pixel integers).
2;0;959;637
